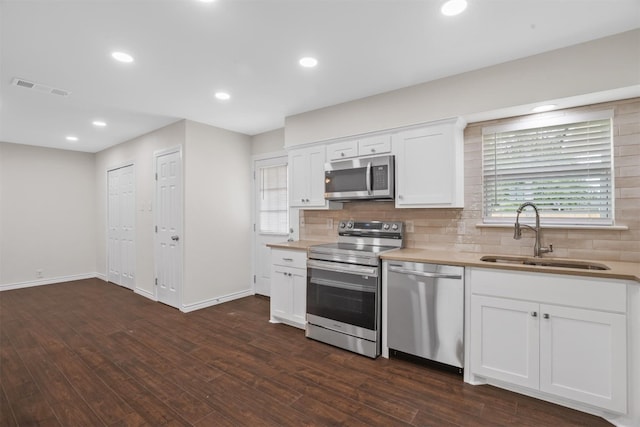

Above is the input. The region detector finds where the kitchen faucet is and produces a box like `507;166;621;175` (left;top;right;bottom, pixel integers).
514;202;553;258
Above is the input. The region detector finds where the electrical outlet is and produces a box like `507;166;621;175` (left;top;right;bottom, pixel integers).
36;269;43;279
326;218;333;229
405;221;414;232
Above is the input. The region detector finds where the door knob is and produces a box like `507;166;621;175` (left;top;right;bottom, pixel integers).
171;235;180;241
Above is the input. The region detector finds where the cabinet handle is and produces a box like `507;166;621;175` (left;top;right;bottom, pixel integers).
301;198;305;202
371;148;376;153
398;194;403;200
341;152;345;157
305;198;310;203
543;313;550;319
282;258;293;262
531;311;537;317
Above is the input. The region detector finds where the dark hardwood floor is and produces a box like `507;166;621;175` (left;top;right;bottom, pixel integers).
0;279;610;426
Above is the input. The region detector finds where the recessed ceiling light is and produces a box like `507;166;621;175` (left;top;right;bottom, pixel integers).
532;104;557;113
215;92;231;101
111;51;134;63
441;0;467;16
299;57;318;68
92;120;107;127
66;136;78;142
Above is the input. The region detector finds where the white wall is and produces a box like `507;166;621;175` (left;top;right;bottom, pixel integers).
95;120;186;298
251;128;285;155
183;120;252;308
0;142;96;288
285;29;640;146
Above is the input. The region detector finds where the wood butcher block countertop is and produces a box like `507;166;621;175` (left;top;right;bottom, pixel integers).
381;248;640;283
267;241;640;283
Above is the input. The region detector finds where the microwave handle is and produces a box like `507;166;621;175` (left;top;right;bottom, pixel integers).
366;162;372;195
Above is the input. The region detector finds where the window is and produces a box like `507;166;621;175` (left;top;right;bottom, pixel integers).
482;110;614;225
258;164;288;233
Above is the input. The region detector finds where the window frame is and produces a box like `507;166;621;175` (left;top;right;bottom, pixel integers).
481;109;615;227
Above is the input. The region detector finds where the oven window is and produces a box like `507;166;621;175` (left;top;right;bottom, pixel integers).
307;267;377;330
325;167;367;193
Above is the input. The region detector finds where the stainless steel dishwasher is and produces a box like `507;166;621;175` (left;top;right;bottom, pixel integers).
387;261;464;369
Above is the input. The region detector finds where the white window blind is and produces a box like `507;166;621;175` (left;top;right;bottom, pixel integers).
482;112;614;225
259;164;289;233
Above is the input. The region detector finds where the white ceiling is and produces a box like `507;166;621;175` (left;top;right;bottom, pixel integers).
1;0;639;153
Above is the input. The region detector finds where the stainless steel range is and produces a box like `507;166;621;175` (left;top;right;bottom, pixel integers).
306;219;404;358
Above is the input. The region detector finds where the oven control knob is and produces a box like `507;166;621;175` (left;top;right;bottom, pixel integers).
391;223;399;231
347;222;353;229
339;222;346;229
383;223;390;230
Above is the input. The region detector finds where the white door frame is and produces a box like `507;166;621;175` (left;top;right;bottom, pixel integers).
153;146;184;308
106;162;136;289
251;151;289;296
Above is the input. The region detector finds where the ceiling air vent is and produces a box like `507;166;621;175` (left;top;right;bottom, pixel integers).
11;77;71;97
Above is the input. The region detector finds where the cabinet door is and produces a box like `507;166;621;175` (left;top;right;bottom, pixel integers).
270;267;293;321
306;146;328;206
393;125;463;208
327;140;358;160
470;295;540;389
358;135;391;156
540;304;627;413
291;268;307;326
288;149;309;207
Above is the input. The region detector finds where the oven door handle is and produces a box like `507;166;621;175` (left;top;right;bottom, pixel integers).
310;277;376;293
388;265;462;280
307;259;377;276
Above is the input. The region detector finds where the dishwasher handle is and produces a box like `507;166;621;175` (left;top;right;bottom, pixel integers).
388;264;462;280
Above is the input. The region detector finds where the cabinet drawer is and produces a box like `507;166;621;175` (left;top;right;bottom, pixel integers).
358;135;391;155
271;248;307;269
469;268;627;313
327;140;358;160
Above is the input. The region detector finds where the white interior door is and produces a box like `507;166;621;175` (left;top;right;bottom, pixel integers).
253;156;289;296
155;149;182;309
107;165;135;289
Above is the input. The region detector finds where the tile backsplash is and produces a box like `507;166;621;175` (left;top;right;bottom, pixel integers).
300;98;640;263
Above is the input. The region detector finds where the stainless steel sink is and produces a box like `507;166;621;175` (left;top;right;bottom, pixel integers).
480;255;610;271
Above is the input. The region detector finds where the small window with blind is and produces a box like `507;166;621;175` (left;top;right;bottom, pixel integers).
482;110;614;226
259;164;289;234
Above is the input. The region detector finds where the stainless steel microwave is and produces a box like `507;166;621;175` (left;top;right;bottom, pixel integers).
324;155;394;201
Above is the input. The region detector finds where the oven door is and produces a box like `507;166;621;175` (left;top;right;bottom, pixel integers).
306;259;379;335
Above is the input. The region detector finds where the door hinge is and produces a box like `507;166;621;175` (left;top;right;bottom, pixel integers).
253;275;256;283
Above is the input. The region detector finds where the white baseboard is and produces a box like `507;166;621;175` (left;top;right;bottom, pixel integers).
0;273;99;292
181;288;255;313
134;287;156;301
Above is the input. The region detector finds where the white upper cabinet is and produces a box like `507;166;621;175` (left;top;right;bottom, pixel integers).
326;140;358;160
357;135;391;157
289;145;338;208
326;135;391;161
392;117;465;208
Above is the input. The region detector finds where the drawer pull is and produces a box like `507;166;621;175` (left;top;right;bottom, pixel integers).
543;313;550;319
282;258;294;262
531;311;537;317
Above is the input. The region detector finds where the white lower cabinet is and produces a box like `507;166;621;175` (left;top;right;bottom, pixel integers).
468;268;628;414
270;248;306;329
